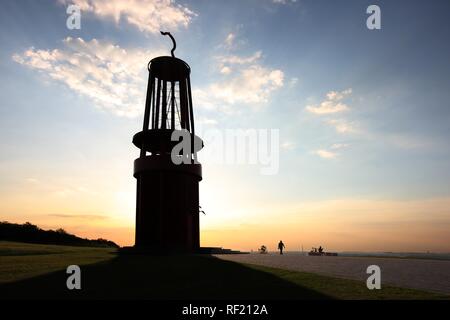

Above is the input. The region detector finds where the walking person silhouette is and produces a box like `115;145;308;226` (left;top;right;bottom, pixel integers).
278;240;285;255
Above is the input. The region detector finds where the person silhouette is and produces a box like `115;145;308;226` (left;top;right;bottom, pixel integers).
278;240;285;255
318;246;323;254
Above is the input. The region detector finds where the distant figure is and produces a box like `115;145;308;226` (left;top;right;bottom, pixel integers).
258;245;268;254
318;246;323;253
278;240;285;255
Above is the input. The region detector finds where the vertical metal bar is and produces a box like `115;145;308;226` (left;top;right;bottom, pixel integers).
161;81;167;129
142;74;153;131
139;145;146;158
171;81;175;129
155;79;161;129
135;177;141;245
150;76;156;129
187;77;196;162
187;78;194;134
179;79;188;129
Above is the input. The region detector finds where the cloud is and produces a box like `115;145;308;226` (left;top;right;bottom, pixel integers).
313;149;337;159
327;88;352;101
224;33;236;49
272;0;298;4
217;51;262;66
48;214;109;220
388;134;435;150
194;36;284;111
306;101;348;114
313;144;348;159
304;89;355;162
327;119;357;134
13;37;164;117
306;88;352;115
220;66;232;75
196;117;218;126
281;141;296;150
330;143;349;150
59;0;196;34
208;65;284;106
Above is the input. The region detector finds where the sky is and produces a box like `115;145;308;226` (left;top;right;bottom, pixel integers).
1;0;450;252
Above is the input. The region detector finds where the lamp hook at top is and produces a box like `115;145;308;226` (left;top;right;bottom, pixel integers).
160;31;176;58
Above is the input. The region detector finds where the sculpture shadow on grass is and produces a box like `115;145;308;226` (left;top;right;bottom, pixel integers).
1;254;332;300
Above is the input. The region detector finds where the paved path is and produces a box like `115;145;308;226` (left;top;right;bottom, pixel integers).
214;253;450;294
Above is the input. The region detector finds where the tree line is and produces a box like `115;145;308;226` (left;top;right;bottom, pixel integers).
0;221;119;248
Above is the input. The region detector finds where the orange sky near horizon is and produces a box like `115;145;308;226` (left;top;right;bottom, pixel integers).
2;194;450;253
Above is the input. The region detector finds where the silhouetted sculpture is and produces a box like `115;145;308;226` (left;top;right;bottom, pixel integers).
133;31;203;253
278;240;285;255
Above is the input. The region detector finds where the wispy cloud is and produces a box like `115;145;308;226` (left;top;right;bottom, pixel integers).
224;32;236;49
208;65;284;106
48;214;109;220
305;88;358;140
327;119;357;134
313;149;337;159
194;35;284;111
13;37;163;117
387;134;436;150
59;0;196;34
220;66;232;75
281;141;296;150
306;88;352;115
330;143;349;150
217;51;262;66
313;143;349;159
196;116;218;126
272;0;298;4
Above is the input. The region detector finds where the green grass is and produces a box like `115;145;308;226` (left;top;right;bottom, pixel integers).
0;241;116;284
0;241;448;300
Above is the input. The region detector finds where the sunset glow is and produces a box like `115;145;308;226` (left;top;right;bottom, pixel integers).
1;0;450;253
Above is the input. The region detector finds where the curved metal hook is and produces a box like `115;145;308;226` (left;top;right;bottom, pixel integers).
160;31;176;57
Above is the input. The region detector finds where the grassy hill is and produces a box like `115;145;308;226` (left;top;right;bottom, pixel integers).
1;241;448;300
0;221;118;248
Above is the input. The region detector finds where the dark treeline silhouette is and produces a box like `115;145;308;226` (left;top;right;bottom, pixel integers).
0;221;119;248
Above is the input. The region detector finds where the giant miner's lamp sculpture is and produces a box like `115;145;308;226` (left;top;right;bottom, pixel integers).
132;32;203;253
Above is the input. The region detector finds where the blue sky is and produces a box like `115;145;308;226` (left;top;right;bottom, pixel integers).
1;0;449;251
